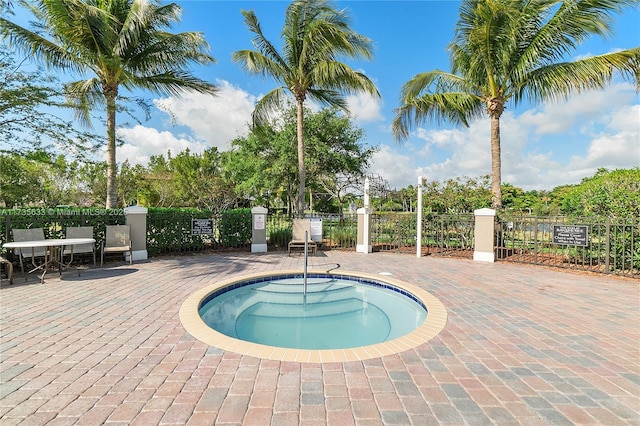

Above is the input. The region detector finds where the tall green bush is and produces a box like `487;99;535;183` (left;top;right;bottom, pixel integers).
146;207;215;255
219;208;252;248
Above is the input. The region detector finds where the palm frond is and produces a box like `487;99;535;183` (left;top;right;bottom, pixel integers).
307;88;347;110
312;61;379;97
517;48;640;103
232;49;287;81
126;31;215;77
514;0;636;83
64;78;103;127
241;9;288;70
252;87;290;129
393;69;485;142
0;16;82;72
392;91;483;142
399;70;481;102
124;70;217;97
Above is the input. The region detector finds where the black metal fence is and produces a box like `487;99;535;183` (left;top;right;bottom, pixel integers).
422;214;475;258
265;214;358;251
2;208;637;278
496;215;639;277
370;212;474;259
146;212;360;255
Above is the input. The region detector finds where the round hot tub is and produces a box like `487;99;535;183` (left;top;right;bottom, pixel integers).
180;270;447;362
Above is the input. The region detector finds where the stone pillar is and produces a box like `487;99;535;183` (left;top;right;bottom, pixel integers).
473;208;496;262
124;205;148;262
356;177;372;254
251;206;268;253
356;207;372;253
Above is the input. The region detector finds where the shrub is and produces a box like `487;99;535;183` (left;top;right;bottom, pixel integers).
269;228;292;248
219;208;252;248
333;226;356;247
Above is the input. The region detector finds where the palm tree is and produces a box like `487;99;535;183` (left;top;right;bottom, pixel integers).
0;0;217;208
392;0;639;209
233;0;380;218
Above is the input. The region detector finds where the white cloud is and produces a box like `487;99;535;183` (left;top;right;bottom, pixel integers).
346;92;384;122
153;80;256;151
519;83;636;135
369;145;420;189
567;104;640;169
113;80;256;164
116;126;209;165
369;84;639;191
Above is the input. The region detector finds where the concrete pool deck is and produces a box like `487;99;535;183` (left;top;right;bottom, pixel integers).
1;251;638;425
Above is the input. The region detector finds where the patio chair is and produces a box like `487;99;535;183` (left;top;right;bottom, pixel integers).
101;225;133;267
63;226;96;268
12;228;47;277
288;219;317;256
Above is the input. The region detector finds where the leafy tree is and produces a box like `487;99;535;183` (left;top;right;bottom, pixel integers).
0;151;85;207
38;154;77;207
225;126;295;212
75;161;108;207
392;0;639;209
225;105;375;214
138;153;174;207
137;148;239;211
1;0;218;209
300;107;376;210
169;148;235;212
70;159;145;207
233;0;379;217
0;46;98;156
560;168;640;218
0;153;42;207
528;190;557;216
422;175;492;214
117;160;146;207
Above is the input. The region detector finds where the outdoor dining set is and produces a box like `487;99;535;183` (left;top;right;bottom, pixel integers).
0;224;133;284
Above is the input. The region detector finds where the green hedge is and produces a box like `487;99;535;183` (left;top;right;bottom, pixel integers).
147;207;217;255
1;207;125;258
219;208;252;248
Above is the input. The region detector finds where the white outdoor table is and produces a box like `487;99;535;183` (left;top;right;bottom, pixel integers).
3;238;96;284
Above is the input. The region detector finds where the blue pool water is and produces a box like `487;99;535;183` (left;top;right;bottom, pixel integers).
198;275;427;350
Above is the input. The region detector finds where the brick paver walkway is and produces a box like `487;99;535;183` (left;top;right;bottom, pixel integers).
1;251;638;425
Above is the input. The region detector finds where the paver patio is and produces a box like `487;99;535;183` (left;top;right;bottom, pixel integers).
1;251;638;425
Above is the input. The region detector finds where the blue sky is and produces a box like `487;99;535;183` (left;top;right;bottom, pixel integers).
9;1;640;191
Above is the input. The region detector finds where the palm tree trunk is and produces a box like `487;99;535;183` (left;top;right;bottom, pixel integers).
490;114;502;209
296;100;306;218
105;90;118;209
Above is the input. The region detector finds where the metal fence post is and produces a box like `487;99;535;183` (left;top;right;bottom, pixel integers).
534;217;539;264
416;176;422;258
605;217;611;274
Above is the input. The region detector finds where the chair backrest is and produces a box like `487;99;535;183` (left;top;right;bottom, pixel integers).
105;225;131;248
65;226;94;254
12;228;46;258
292;219;312;242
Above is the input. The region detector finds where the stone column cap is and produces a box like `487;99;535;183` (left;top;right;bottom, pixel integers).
124;206;148;215
474;208;496;216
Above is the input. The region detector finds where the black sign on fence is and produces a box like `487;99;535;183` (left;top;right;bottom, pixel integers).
552;225;589;247
191;219;214;235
